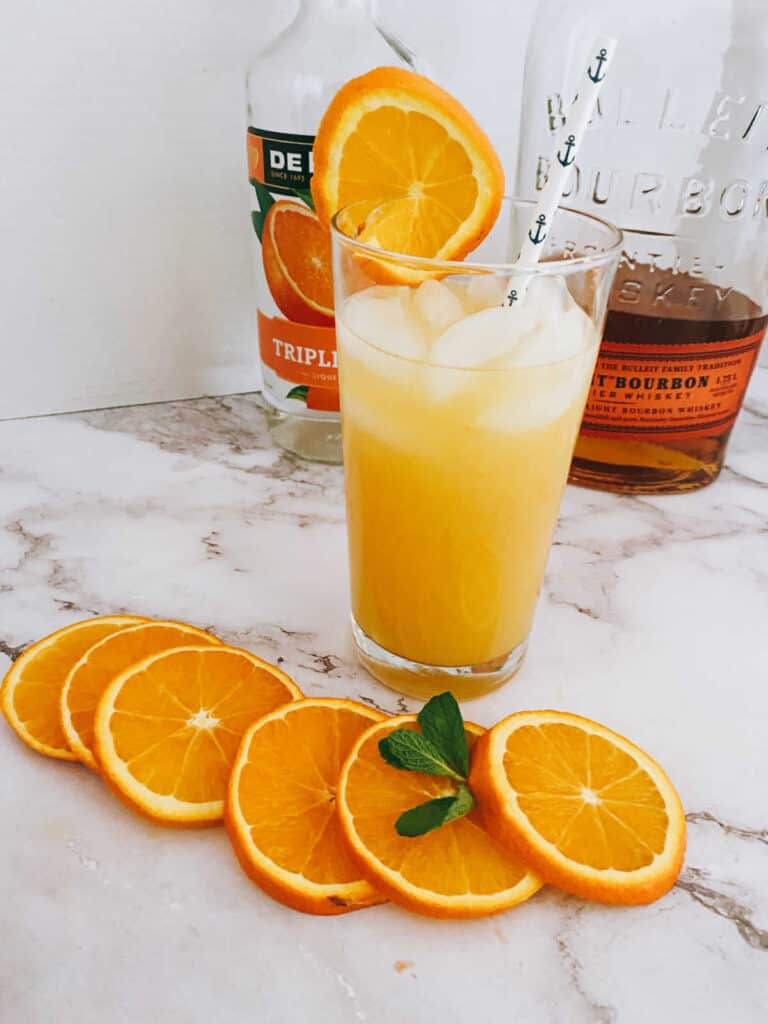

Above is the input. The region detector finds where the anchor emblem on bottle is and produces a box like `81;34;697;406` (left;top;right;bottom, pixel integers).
528;213;548;246
507;289;518;306
557;133;576;167
588;47;608;84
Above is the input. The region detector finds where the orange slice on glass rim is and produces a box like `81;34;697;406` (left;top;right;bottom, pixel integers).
469;710;686;905
337;715;542;918
60;619;222;771
1;615;147;760
227;698;387;915
311;66;504;261
94;645;302;826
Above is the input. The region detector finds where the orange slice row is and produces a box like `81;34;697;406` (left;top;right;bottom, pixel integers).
0;616;303;827
1;615;685;919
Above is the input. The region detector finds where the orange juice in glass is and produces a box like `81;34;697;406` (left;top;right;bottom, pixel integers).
332;200;621;699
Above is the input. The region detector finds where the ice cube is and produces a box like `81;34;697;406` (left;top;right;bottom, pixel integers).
430;305;538;368
462;274;509;313
412;279;464;339
476;350;595;434
341;285;427;362
504;304;595;368
520;274;573;316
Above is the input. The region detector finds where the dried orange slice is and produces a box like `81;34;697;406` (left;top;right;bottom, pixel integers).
262;199;334;326
311;66;504;261
94;646;302;825
227;698;386;915
337;716;542;918
1;615;147;759
469;711;686;905
60;620;222;771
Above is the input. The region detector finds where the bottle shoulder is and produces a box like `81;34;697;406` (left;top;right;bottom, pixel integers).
246;18;420;128
248;17;415;78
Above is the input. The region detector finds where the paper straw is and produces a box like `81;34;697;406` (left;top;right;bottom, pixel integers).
507;35;617;306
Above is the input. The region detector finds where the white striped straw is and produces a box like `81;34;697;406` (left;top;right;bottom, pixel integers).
506;34;617;307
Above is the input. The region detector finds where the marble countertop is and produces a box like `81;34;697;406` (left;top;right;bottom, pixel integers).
1;373;767;1024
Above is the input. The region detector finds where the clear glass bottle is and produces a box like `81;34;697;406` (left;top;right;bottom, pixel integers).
517;0;768;493
246;0;419;463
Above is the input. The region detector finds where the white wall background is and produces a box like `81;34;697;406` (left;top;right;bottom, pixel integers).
0;0;536;420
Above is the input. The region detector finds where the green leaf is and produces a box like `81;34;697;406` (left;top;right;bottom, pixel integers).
417;692;469;778
395;785;475;837
249;180;276;242
250;179;276;215
286;385;309;402
251;209;266;242
378;729;465;781
292;186;315;211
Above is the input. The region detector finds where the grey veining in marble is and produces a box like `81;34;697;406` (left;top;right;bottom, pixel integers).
1;377;767;1024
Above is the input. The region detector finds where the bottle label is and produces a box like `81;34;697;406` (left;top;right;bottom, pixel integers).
247;128;338;415
247;127;314;196
257;311;339;411
580;330;765;441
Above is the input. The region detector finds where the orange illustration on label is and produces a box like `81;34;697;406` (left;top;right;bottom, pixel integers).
580;329;765;441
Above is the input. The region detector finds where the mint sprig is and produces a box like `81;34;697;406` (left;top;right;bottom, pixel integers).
378;692;476;838
378;729;466;782
417;691;469;778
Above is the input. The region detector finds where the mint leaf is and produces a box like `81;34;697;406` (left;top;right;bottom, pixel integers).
395;785;475;837
292;186;315;210
286;386;309;402
378;729;465;782
417;692;469;778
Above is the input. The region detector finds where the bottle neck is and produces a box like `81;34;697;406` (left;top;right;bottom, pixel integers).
299;0;375;15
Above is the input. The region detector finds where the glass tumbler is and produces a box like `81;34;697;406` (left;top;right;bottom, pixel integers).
331;199;621;700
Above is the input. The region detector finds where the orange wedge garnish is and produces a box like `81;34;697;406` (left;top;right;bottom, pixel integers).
1;615;147;759
337;716;541;918
94;646;301;825
262;199;334;326
60;620;222;771
311;66;504;260
226;698;387;915
469;710;686;905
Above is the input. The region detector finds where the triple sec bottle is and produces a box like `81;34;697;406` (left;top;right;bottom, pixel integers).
246;0;418;462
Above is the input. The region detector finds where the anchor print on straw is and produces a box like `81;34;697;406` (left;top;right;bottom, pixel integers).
588;47;609;84
527;213;548;246
510;34;616;290
557;133;576;167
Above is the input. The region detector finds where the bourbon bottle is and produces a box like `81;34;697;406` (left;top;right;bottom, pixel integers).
517;0;768;493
